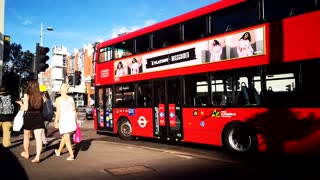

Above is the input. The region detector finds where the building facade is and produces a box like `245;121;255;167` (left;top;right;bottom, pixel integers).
40;43;95;107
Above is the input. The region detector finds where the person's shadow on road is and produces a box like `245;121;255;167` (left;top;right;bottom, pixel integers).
73;138;94;158
40;137;94;161
0;145;29;180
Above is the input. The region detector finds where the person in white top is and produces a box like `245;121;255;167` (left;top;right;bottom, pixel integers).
115;61;126;77
237;32;254;57
54;84;77;160
127;57;142;75
210;39;223;61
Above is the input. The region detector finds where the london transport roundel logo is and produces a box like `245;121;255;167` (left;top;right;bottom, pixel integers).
138;116;147;128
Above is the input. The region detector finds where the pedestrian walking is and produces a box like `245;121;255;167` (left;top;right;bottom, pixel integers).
41;91;54;148
0;87;15;148
16;79;45;163
54;83;77;160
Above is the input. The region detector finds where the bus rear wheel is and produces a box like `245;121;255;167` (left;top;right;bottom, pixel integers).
118;119;134;140
222;122;258;155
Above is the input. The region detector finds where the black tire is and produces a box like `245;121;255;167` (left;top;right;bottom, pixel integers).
118;119;134;140
222;122;258;155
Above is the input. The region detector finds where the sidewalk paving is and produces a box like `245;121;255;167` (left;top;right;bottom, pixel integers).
2;126;216;180
1;119;202;179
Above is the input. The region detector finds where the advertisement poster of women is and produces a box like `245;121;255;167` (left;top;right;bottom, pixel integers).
127;56;143;75
237;32;254;57
114;61;127;77
227;28;265;59
210;38;225;62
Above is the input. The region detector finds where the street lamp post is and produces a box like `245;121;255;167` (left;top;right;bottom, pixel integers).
40;23;54;46
38;23;54;84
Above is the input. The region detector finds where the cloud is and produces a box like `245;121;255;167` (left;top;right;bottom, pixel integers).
16;15;33;25
22;19;32;25
109;19;157;39
144;20;157;26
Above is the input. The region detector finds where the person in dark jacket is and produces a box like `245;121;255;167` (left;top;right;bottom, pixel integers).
0;87;15;148
41;91;53;148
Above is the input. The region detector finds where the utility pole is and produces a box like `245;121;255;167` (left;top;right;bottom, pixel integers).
40;23;43;46
40;23;54;46
32;51;38;79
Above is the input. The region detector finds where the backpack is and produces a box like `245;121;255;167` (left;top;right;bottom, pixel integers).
0;95;14;115
42;99;54;121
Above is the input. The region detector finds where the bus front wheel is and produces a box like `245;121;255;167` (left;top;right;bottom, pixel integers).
222;122;258;155
118;119;134;140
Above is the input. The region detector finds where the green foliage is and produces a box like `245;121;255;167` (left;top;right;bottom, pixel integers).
3;43;34;74
2;42;35;99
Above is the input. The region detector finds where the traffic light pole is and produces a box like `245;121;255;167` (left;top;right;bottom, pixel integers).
32;43;40;79
32;55;38;79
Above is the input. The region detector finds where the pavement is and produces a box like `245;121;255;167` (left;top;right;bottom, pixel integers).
2;117;241;180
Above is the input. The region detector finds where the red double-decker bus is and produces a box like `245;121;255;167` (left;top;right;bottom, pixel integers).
93;0;320;155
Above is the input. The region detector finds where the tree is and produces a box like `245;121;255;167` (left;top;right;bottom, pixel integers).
2;43;35;99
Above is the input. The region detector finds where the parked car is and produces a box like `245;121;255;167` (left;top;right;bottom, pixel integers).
85;105;94;120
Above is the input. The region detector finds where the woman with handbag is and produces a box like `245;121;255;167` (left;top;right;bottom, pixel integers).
16;79;45;163
54;83;77;161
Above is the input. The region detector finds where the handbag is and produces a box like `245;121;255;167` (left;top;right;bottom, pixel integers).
13;108;24;131
42;99;54;121
73;123;82;144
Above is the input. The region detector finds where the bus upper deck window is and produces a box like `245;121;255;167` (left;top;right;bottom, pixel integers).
122;51;132;58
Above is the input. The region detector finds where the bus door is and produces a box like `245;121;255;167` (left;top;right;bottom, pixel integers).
96;86;114;132
153;78;183;141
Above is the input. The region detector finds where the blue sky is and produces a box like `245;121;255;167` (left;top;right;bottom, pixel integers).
5;0;216;54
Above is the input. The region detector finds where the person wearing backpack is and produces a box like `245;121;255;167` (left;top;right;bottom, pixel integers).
0;87;15;148
41;91;54;149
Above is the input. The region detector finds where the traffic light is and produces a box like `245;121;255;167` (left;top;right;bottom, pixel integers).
36;43;50;72
68;75;74;86
3;35;10;61
74;70;82;85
